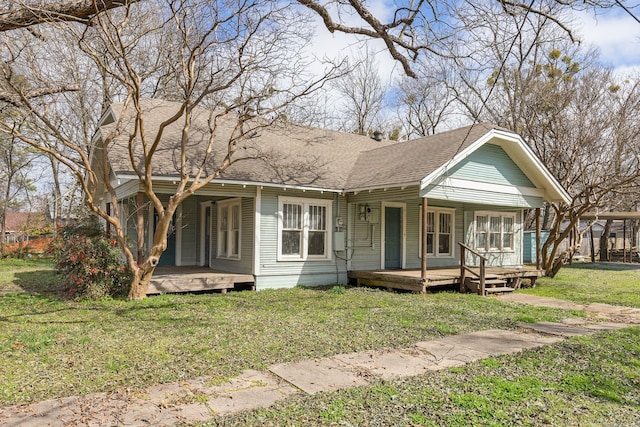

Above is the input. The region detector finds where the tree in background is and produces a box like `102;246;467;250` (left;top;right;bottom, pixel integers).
0;0;347;299
457;37;640;275
334;51;387;136
0;134;41;256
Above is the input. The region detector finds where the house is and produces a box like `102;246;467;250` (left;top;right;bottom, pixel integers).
91;98;571;293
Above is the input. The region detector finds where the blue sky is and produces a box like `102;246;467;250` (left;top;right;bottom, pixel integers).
306;2;640;78
573;6;640;76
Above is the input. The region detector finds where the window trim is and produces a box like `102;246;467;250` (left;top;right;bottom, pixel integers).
217;198;241;260
474;211;517;253
277;196;332;261
419;206;455;258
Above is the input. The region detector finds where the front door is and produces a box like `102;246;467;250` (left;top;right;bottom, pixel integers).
154;211;177;266
385;206;402;269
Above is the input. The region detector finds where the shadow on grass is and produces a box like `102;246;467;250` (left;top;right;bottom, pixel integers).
564;262;640;271
12;270;68;295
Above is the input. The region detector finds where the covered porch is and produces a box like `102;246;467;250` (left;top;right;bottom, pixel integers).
148;267;255;295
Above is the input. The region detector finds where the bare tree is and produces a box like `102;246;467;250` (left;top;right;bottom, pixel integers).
463;41;640;275
334;50;387;136
0;0;347;299
0;133;41;255
393;59;458;138
0;0;625;78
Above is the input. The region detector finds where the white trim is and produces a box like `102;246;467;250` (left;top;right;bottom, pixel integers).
418;206;456;259
253;187;262;276
347;182;420;194
427;177;545;198
380;202;406;269
216;198;242;260
199;201;213;266
419;130;571;204
113;175;343;194
277;196;333;262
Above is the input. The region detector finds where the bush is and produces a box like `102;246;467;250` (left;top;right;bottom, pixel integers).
48;217;131;299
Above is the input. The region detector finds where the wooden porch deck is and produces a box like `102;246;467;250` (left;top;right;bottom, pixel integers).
148;267;255;295
348;267;544;294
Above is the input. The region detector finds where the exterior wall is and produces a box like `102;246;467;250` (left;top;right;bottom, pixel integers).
462;205;523;267
449;143;534;187
346;187;464;270
255;187;347;289
178;197;198;266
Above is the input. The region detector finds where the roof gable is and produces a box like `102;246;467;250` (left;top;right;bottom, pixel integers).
449;143;534;188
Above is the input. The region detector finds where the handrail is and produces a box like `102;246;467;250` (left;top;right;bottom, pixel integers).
458;242;487;295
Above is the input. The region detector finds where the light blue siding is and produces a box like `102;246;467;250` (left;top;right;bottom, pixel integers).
450;144;534;187
256;187;347;289
424;184;543;208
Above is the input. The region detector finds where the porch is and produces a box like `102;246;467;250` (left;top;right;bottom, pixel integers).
148;267;255;295
348;267;544;295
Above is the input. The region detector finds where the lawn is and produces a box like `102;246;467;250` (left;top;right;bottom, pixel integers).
211;328;640;426
0;259;582;407
0;257;62;294
520;262;640;308
1;259;638;426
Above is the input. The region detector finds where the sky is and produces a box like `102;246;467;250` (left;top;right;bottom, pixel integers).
307;2;640;82
574;6;640;78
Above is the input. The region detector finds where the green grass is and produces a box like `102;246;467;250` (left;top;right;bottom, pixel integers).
3;259;638;426
0;279;580;406
0;257;62;294
520;262;640;308
210;327;640;426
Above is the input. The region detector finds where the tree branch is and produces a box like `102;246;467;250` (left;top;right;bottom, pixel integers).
0;85;79;105
0;0;140;32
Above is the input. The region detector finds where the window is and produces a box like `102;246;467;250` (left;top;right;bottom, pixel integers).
475;212;516;252
420;207;454;257
278;197;332;260
217;198;241;259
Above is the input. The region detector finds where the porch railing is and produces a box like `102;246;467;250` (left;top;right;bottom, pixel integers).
458;242;487;295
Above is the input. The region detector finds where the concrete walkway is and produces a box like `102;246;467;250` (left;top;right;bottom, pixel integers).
1;295;638;426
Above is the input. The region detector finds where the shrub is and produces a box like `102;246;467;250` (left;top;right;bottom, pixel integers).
48;217;131;299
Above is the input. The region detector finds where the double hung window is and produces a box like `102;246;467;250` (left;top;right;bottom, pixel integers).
279;197;331;260
217;199;241;259
420;208;454;257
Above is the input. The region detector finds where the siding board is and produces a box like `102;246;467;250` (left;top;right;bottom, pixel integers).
450;144;534;187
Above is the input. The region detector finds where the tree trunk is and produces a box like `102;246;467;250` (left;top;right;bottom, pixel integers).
599;220;612;261
126;212;171;300
127;265;156;300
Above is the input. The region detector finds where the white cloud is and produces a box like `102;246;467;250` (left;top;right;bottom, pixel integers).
573;9;640;72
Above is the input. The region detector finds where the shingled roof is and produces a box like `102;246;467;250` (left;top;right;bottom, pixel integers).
98;98;516;192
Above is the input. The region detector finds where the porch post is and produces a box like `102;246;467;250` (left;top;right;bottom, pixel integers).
535;207;541;270
623;219;627;263
421;197;428;280
136;192;145;265
105;203;111;234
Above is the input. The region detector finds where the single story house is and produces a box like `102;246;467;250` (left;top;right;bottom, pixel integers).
91;98;570;292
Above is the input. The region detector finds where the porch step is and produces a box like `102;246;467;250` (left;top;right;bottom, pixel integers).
465;278;510;296
484;286;515;294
